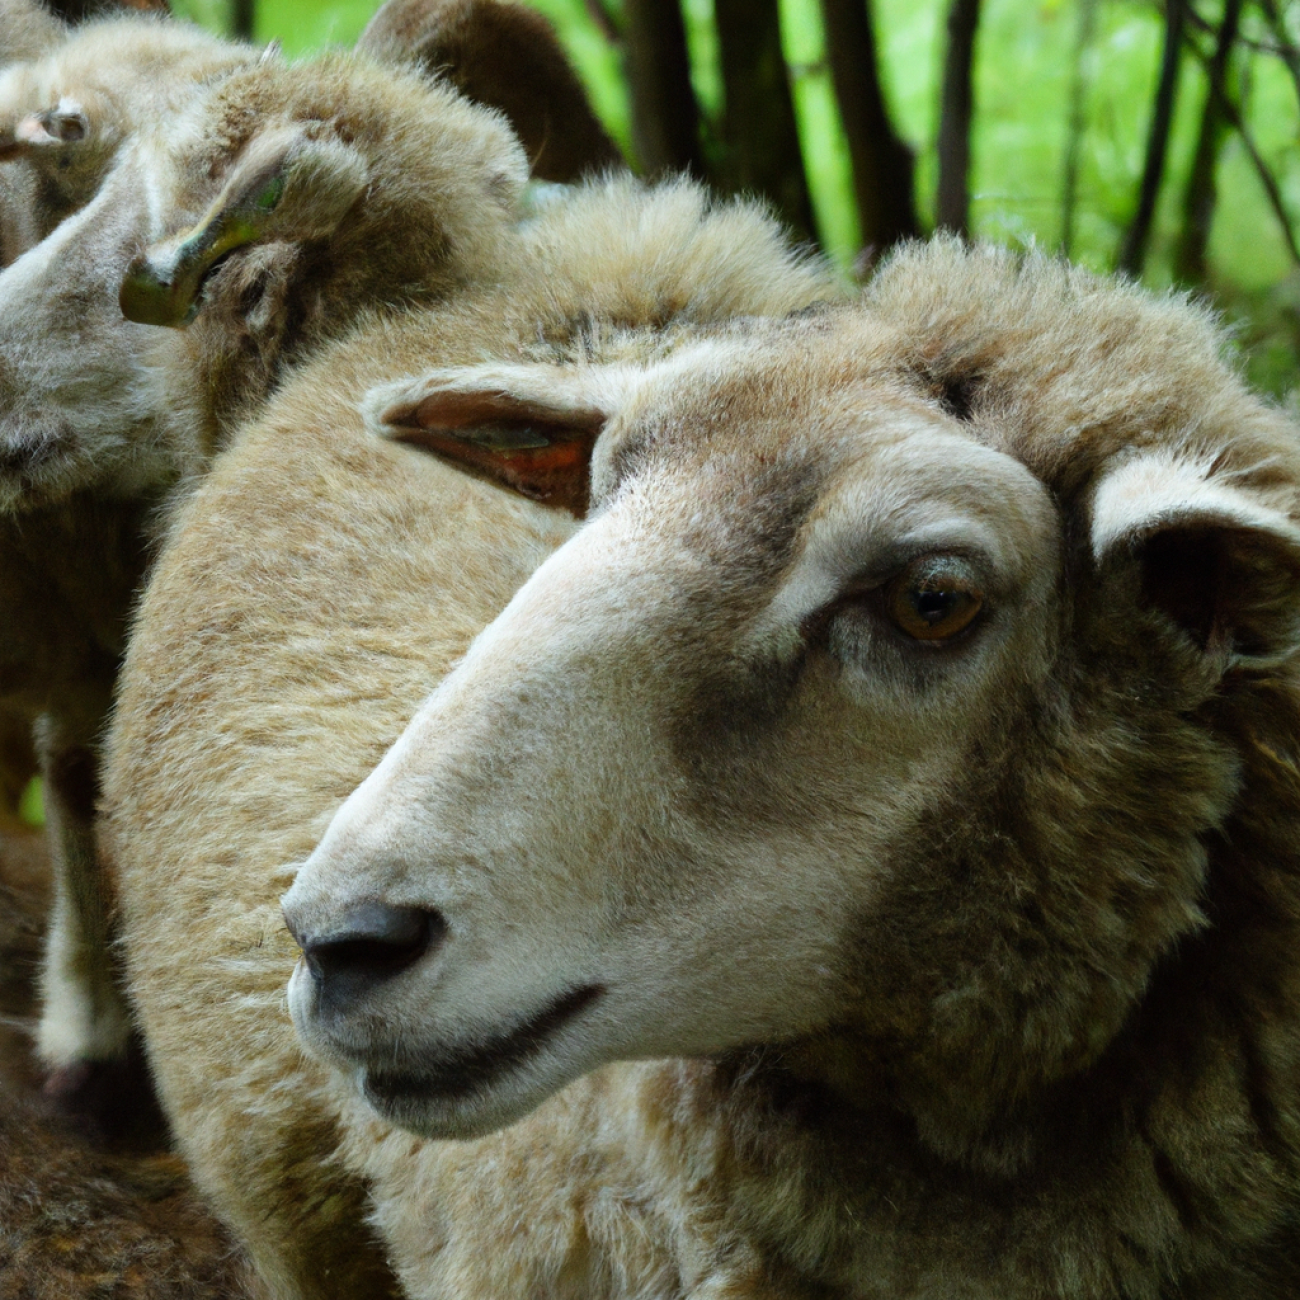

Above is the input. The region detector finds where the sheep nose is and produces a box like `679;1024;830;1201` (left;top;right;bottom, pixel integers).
287;902;444;1008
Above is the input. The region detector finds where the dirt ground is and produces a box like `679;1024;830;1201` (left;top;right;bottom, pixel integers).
0;825;253;1300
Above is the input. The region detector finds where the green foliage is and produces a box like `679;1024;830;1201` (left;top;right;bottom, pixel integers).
18;777;42;827
168;0;1299;392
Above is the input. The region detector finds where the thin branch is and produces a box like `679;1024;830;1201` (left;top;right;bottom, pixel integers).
935;0;982;236
1174;0;1243;282
1256;0;1300;114
1118;0;1187;277
820;0;921;254
582;0;621;45
231;0;253;40
1213;75;1300;265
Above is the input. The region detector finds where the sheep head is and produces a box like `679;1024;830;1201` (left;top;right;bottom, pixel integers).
120;51;527;452
284;245;1300;1152
0;40;527;512
119;125;370;329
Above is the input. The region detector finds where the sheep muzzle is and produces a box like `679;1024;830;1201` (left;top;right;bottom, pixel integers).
118;175;285;328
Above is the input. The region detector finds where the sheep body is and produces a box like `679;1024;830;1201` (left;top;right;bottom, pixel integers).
100;177;840;1298
276;241;1300;1297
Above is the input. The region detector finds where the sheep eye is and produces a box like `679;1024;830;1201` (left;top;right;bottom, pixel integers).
884;558;984;642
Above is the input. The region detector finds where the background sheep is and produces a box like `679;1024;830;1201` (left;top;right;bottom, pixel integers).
0;0;618;1107
100;176;840;1299
0;1;253;819
270;239;1300;1297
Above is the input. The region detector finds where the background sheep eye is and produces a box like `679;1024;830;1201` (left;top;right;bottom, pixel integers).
885;560;984;641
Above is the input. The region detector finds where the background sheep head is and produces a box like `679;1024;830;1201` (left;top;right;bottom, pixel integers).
0;45;526;512
121;51;528;457
284;243;1300;1163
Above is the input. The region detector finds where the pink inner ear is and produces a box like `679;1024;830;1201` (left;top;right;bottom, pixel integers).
381;388;606;519
396;388;605;435
13;116;58;147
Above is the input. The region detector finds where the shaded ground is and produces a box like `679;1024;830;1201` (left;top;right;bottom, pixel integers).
0;827;252;1299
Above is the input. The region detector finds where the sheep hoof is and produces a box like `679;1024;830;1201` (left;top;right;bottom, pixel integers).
41;1035;167;1147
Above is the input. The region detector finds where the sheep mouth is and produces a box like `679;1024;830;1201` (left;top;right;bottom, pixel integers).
363;983;605;1106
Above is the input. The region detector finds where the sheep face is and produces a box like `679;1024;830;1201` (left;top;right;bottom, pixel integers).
0;160;164;512
285;254;1300;1145
281;322;1064;1138
0;15;256;244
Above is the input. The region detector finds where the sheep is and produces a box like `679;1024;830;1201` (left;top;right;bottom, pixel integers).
0;5;252;825
0;0;63;267
98;176;841;1299
263;238;1300;1299
1;3;620;1105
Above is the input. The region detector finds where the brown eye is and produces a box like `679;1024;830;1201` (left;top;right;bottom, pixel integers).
884;558;984;641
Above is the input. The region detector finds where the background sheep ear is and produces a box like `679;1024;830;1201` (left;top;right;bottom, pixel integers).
356;0;622;182
367;366;620;516
1092;450;1300;666
14;101;88;147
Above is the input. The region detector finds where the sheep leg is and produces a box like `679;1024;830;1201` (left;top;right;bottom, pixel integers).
34;691;134;1090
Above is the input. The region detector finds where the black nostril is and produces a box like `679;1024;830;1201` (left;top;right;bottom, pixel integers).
297;903;444;1004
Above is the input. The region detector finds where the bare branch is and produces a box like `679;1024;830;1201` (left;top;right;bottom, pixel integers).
1060;0;1099;256
230;0;253;39
1174;0;1243;283
621;0;704;177
1256;0;1300;112
820;0;921;253
583;0;621;44
1214;74;1300;265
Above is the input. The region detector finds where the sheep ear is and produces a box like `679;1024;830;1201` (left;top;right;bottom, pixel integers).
1092;450;1300;666
365;365;622;517
357;0;621;182
15;102;88;146
0;101;88;161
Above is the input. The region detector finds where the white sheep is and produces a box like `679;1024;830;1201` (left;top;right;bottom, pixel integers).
156;237;1300;1298
100;177;841;1298
0;10;570;1108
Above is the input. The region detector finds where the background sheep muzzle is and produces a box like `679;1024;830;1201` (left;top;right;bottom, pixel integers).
118;176;284;328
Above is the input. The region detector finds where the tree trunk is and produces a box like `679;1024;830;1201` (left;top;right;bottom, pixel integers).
1173;0;1243;283
820;0;920;256
714;0;815;241
231;0;254;39
935;0;981;236
1117;0;1186;277
621;0;704;177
